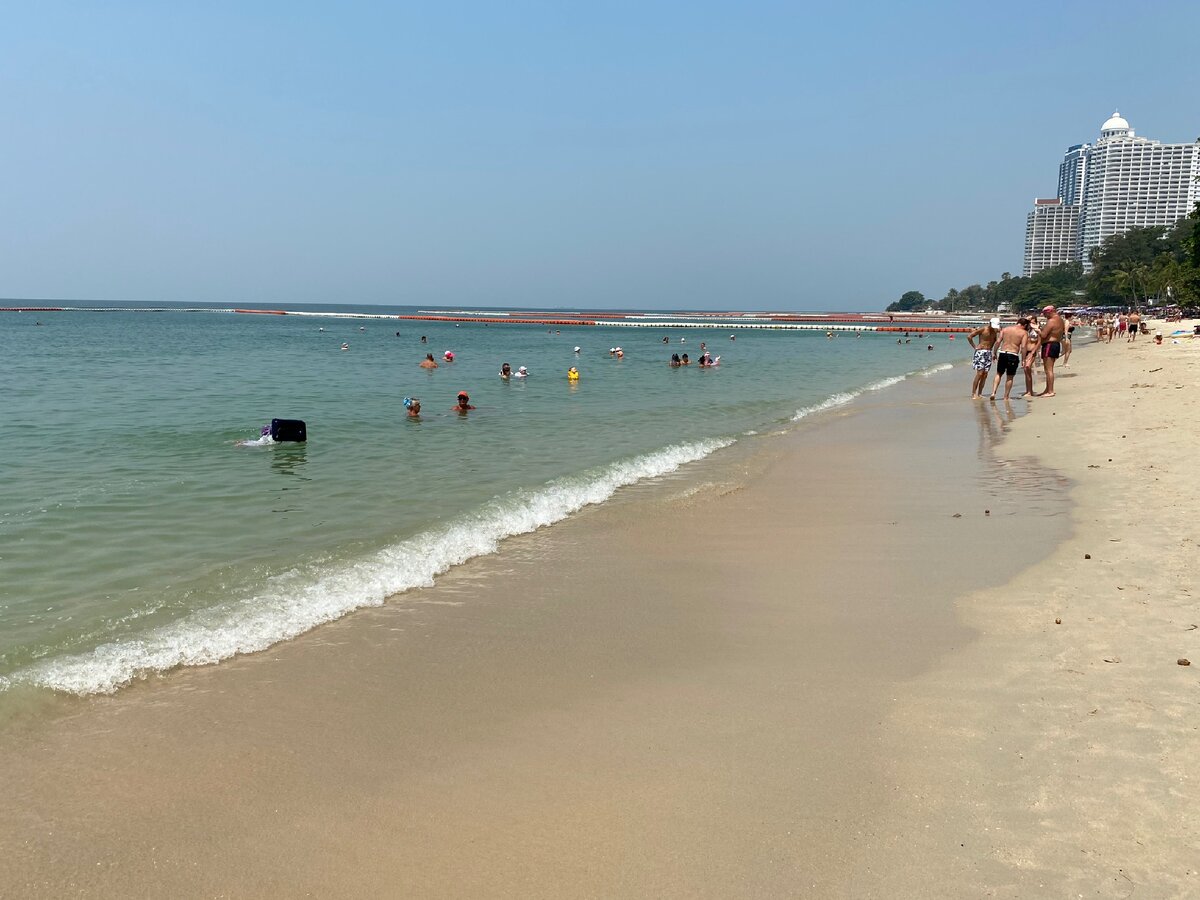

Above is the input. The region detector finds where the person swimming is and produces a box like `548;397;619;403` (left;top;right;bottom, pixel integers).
419;353;438;368
670;353;681;367
515;366;528;378
453;391;475;412
499;362;512;379
567;366;579;381
235;424;275;447
403;397;421;418
443;350;455;361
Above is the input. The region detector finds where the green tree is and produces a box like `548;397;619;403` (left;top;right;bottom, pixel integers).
885;290;927;312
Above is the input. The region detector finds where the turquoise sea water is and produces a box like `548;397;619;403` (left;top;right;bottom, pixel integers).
0;304;960;697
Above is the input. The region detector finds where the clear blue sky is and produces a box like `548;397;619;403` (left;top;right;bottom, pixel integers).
2;1;1197;310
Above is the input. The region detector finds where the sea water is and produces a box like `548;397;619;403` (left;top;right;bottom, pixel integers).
0;304;957;698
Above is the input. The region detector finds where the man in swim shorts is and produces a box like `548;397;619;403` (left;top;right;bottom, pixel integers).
989;318;1028;401
1127;309;1142;342
967;317;1000;399
1038;305;1066;397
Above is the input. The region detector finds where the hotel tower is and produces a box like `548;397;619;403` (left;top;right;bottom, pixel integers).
1022;112;1200;277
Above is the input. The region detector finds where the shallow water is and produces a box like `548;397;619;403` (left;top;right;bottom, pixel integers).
0;304;961;696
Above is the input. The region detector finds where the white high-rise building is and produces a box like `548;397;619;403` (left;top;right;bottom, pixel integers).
1078;112;1200;270
1024;199;1080;277
1022;111;1200;276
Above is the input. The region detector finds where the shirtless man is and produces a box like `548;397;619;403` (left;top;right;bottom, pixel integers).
419;353;438;368
1038;304;1066;397
1127;309;1142;342
990;319;1027;401
967;317;1000;399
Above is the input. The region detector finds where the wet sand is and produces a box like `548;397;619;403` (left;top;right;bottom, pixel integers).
2;368;1069;897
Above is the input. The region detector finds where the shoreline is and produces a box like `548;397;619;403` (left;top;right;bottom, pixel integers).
0;361;1075;897
0;358;953;706
12;326;1196;894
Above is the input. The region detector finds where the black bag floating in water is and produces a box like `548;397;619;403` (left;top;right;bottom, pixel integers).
270;419;307;442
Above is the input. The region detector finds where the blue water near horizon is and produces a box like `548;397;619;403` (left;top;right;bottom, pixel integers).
0;305;958;698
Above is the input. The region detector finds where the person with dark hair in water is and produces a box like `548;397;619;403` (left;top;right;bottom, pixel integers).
453;391;475;413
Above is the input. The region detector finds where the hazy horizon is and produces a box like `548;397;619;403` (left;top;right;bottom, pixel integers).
2;2;1197;311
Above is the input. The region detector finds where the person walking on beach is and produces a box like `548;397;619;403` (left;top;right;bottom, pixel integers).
419;353;438;368
967;317;1000;399
990;319;1027;401
1127;309;1142;342
1038;305;1066;397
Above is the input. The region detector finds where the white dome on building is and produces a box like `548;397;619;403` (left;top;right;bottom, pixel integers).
1101;110;1131;132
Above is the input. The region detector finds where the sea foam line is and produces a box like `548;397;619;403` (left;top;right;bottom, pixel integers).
4;438;733;696
791;361;953;421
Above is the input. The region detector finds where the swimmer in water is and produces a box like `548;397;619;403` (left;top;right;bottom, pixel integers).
443;350;455;361
453;391;475;412
420;335;427;343
235;424;274;446
681;353;690;365
573;346;581;354
515;366;528;378
567;366;579;381
403;397;421;418
419;353;438;368
670;353;681;367
499;362;512;379
341;342;350;351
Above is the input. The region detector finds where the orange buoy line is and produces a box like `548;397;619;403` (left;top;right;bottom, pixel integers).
2;305;990;332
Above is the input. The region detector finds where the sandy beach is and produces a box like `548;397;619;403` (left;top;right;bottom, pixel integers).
859;321;1200;897
2;326;1197;897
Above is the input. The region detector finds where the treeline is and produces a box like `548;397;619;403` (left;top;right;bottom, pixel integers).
888;205;1200;313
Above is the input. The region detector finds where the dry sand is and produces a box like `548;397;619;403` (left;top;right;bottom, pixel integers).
1;326;1196;898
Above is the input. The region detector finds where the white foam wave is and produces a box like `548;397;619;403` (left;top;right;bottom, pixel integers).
8;438;733;696
922;362;954;376
791;361;953;422
791;390;859;421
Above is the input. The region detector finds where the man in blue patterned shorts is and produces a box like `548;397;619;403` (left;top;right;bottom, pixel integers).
967;316;1000;399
